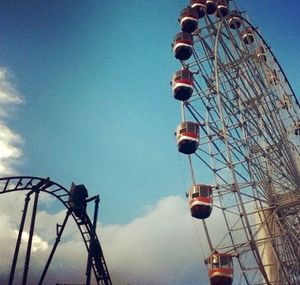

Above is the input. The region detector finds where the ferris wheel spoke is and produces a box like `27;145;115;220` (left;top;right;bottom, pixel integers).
193;152;228;184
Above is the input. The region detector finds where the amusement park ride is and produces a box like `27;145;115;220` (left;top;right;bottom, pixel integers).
172;0;300;285
1;1;300;285
0;176;112;285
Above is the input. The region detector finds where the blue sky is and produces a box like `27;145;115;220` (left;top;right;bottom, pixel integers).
0;0;299;284
0;0;299;225
0;0;187;225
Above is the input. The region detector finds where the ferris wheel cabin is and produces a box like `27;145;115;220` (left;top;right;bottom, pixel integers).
269;69;280;85
206;0;217;14
294;121;300;135
206;252;233;285
216;0;229;17
180;6;199;34
173;32;194;61
279;95;292;109
176;121;199;154
227;10;242;29
188;184;213;219
256;45;267;62
190;0;206;18
172;69;194;101
242;27;255;45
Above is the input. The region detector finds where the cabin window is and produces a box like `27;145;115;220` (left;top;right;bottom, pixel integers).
220;255;231;267
200;187;209;197
187;123;197;133
174;70;192;81
184;71;192;80
179;127;187;134
177;122;198;137
174;74;181;81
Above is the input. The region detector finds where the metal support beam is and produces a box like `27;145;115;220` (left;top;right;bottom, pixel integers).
38;210;71;285
86;195;100;285
9;192;32;285
22;189;40;285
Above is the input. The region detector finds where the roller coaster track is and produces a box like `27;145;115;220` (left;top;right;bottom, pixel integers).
0;176;112;285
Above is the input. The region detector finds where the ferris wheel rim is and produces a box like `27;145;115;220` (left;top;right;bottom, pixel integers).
212;14;300;109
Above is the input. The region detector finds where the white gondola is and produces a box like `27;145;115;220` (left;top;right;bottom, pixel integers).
294;121;300;136
242;27;255;45
269;69;280;85
279;95;292;109
227;10;242;29
172;69;194;101
190;0;206;18
206;252;234;285
188;184;213;219
256;45;267;62
180;6;199;34
176;121;199;154
173;32;194;61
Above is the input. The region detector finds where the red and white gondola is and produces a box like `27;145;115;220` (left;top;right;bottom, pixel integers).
176;121;199;154
188;184;213;219
172;68;194;101
179;6;199;34
190;0;206;18
216;0;229;17
227;10;242;30
173;32;194;61
206;252;234;285
205;0;217;15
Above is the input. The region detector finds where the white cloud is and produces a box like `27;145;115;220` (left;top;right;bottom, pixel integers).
0;194;213;285
101;196;210;285
0;68;22;106
18;230;49;253
0;67;23;176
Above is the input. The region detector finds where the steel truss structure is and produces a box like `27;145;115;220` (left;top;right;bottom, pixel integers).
0;176;112;285
172;1;300;284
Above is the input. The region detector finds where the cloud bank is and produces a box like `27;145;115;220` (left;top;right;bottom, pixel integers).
101;196;209;285
1;194;211;285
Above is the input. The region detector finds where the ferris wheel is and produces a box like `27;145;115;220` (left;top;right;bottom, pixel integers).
171;1;300;284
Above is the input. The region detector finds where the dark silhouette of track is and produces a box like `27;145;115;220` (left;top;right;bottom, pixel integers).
0;176;112;285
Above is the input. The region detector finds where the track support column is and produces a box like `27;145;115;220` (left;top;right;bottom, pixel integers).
9;192;32;285
22;188;40;285
38;210;71;285
86;195;100;285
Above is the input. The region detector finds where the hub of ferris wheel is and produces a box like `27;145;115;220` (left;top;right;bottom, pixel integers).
171;0;300;285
